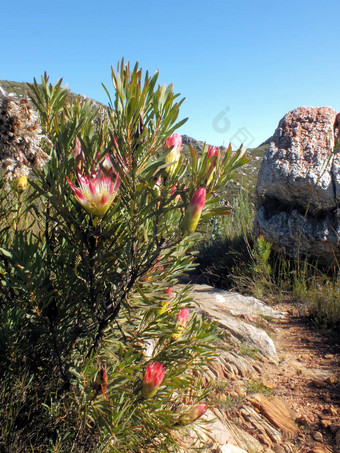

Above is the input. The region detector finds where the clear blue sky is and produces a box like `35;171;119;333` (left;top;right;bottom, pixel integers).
2;0;340;148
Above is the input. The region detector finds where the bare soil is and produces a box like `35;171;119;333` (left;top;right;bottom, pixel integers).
261;301;340;452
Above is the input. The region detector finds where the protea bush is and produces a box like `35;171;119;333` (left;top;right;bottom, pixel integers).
0;60;250;452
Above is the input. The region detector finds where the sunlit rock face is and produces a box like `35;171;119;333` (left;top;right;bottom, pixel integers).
254;106;340;264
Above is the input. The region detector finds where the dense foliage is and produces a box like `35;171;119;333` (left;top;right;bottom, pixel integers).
0;61;250;452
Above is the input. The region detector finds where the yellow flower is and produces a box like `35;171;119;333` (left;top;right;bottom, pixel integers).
12;175;28;192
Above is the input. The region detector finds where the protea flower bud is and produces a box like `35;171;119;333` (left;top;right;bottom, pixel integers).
158;287;172;315
93;364;108;401
102;154;114;170
165;133;182;176
176;308;190;326
176;404;207;426
181;188;206;235
206;146;219;185
172;308;190;340
74;137;85;170
142;362;165;398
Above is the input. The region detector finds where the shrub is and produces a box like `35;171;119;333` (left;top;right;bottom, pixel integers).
0;61;250;452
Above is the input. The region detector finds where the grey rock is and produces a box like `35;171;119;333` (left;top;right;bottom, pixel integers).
203;409;237;445
218;445;248;453
187;284;280;363
191;284;285;319
207;311;278;362
256;106;339;211
254;106;340;263
254;205;339;260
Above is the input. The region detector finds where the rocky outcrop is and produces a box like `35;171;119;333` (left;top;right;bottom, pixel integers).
254;106;340;263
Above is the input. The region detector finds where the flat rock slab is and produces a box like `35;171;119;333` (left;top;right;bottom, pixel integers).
190;284;285;319
213;315;278;363
188;284;281;362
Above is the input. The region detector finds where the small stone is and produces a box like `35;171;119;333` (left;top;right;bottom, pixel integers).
253;364;262;374
296;414;310;426
313;431;323;442
227;390;240;398
324;353;334;359
325;375;338;385
320;418;332;429
323;392;331;403
262;379;276;389
233;386;247;397
282;442;295;452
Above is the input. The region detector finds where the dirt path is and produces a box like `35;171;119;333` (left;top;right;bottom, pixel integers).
261;303;340;452
187;284;340;452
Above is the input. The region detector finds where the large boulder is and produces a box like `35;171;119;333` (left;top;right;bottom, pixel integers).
254;106;340;263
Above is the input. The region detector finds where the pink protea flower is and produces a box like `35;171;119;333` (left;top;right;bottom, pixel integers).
66;168;120;217
142;362;165;398
206;145;219;185
165;133;182;176
176;404;208;426
181;188;206;235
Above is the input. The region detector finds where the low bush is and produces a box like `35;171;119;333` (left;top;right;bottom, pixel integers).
0;61;251;452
